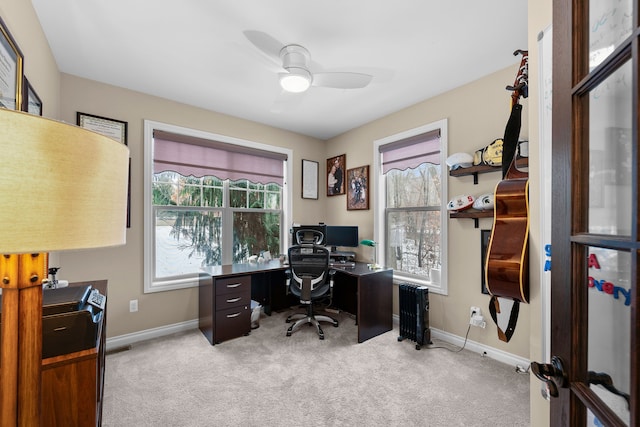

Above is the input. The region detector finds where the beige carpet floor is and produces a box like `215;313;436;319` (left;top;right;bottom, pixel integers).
102;311;530;426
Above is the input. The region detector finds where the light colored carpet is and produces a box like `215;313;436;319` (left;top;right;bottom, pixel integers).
102;311;529;426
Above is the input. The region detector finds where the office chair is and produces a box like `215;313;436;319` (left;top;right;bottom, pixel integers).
285;242;339;340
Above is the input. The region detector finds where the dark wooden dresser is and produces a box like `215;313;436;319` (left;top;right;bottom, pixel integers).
40;279;107;426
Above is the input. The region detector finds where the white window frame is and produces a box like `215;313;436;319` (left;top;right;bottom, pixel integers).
373;119;449;295
143;120;292;293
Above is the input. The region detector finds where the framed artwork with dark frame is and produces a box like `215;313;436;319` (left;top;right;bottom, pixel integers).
346;165;369;210
301;159;319;199
326;154;346;196
480;229;491;294
0;16;24;111
22;77;42;116
77;112;128;145
77;112;131;227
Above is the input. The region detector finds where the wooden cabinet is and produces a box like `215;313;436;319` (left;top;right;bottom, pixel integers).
199;273;251;344
40;280;107;427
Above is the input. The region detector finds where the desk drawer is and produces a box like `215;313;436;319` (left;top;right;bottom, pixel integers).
215;288;251;311
215;275;251;296
215;305;250;343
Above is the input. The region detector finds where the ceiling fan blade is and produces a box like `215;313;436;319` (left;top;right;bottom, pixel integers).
243;30;284;63
312;72;373;89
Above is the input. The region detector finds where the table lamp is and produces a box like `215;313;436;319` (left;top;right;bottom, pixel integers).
360;239;379;269
0;109;129;426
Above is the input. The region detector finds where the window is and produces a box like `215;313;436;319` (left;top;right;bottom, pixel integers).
373;119;448;294
144;121;292;293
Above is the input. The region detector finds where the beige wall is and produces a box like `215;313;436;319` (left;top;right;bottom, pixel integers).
0;0;61;116
57;74;326;336
1;2;552;425
327;65;531;359
60;65;536;356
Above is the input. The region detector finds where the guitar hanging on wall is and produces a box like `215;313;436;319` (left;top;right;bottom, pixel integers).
485;50;529;342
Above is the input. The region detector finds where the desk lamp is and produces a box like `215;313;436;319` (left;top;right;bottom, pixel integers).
360;239;379;269
0;109;129;426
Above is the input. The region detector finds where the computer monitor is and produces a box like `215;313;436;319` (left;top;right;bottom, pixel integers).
292;224;327;245
325;225;359;251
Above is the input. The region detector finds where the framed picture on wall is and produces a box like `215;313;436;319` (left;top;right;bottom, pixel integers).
22;77;42;116
301;159;319;199
77;112;128;145
327;154;346;196
77;111;131;227
346;165;369;210
0;16;24;111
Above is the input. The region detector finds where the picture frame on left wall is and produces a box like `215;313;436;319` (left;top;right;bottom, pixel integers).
23;77;42;116
77;112;128;145
0;16;24;111
77;112;131;227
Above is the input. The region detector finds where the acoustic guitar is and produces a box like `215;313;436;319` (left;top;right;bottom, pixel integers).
485;50;529;304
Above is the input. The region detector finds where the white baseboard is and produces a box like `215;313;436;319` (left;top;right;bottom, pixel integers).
106;319;199;352
109;317;529;369
392;314;529;368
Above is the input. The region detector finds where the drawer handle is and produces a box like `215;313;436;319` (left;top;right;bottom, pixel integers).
226;297;242;303
226;312;241;318
226;283;242;288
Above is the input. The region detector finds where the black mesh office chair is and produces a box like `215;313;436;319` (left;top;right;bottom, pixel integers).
285;242;339;339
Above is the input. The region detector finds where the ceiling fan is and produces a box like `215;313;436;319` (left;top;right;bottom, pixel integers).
243;30;373;93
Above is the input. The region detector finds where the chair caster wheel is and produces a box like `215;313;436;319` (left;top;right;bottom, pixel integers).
333;322;339;327
319;335;324;340
285;319;291;323
286;331;292;337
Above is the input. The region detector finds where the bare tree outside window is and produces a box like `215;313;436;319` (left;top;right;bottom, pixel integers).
385;163;441;279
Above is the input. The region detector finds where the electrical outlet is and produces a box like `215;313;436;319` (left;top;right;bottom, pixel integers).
469;306;481;318
129;299;138;312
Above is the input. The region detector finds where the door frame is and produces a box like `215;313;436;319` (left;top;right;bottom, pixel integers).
552;1;639;425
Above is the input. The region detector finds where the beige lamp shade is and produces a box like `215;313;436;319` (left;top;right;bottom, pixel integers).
0;109;129;253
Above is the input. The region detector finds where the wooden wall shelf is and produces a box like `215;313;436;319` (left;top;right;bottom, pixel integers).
448;157;528;227
449;209;493;227
449;157;528;184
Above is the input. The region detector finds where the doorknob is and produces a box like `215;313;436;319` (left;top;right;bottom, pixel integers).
531;356;568;398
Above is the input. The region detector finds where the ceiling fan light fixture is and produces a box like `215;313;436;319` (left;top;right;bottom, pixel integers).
280;67;312;93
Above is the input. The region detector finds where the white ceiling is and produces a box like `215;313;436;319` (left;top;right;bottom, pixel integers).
31;1;528;140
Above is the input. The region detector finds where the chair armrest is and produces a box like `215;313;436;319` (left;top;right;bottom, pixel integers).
285;269;291;294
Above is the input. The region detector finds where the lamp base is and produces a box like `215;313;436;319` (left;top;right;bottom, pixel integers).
0;253;45;427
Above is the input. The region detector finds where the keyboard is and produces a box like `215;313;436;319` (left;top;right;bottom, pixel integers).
330;261;355;268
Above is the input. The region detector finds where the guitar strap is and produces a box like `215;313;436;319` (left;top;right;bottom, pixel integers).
489;295;520;342
501;103;522;179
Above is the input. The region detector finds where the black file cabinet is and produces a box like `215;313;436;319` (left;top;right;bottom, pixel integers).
199;273;251;344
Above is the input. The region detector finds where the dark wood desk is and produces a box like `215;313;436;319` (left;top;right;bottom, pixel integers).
331;263;393;343
198;261;392;344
